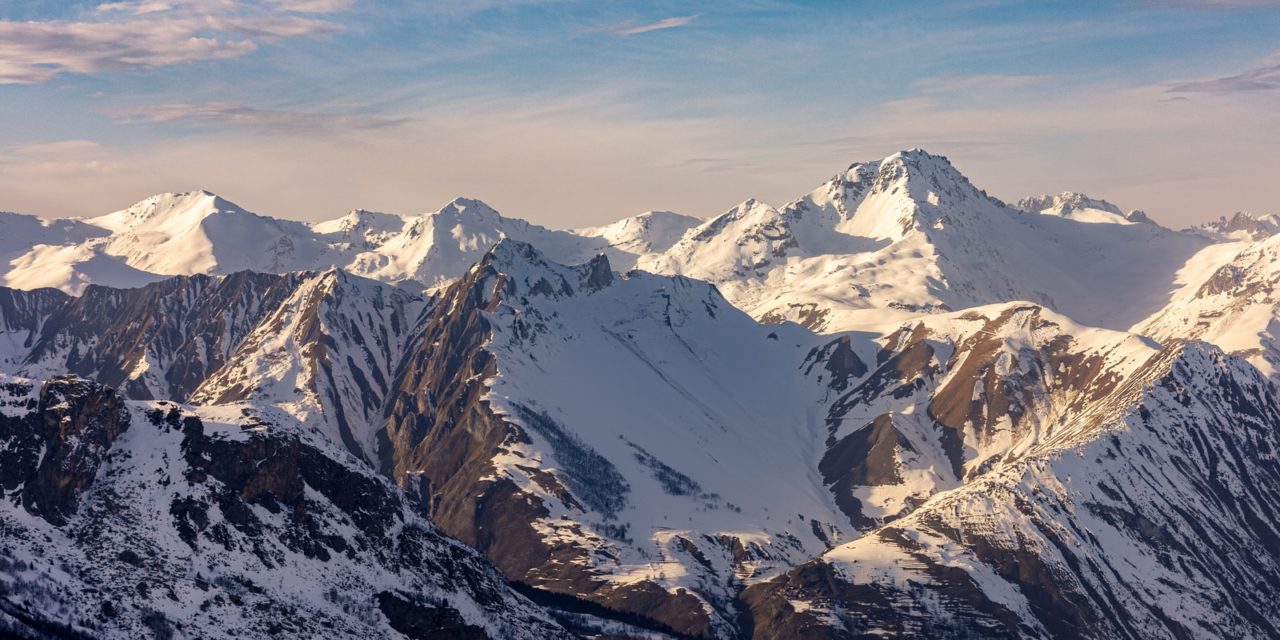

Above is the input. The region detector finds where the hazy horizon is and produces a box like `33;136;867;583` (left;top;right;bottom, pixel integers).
2;1;1278;227
4;146;1265;232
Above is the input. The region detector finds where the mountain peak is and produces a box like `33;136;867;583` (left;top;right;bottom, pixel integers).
727;198;778;219
573;210;702;256
148;189;235;210
884;147;946;162
485;237;547;266
1197;210;1280;239
89;190;251;233
864;149;987;205
480;239;614;299
1017;192;1123;216
877;148;961;174
436;197;501;218
310;208;406;239
808;148;999;240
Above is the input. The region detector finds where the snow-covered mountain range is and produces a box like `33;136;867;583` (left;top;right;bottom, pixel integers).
0;191;688;295
2;149;1279;639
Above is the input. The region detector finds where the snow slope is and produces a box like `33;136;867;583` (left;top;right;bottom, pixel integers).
0;211;159;293
575;210;702;257
642;150;1214;333
1137;232;1280;380
1015;192;1145;225
88;191;330;276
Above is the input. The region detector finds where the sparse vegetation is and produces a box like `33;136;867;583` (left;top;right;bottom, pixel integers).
513;405;629;518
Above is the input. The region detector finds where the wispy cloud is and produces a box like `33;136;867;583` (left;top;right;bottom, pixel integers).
606;15;698;37
96;1;188;15
1168;61;1280;93
792;133;1007;159
0;140;121;177
267;0;355;13
0;1;345;84
111;102;410;132
912;73;1052;94
671;156;759;173
1146;0;1280;8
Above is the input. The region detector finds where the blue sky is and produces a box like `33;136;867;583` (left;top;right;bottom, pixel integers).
1;0;1278;226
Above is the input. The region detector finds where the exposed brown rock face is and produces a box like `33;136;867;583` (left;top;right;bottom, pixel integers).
760;303;832;331
744;341;1280;639
925;306;1119;476
810;305;1135;530
740;529;1033;640
818;413;912;529
378;249;719;638
380;251;516;543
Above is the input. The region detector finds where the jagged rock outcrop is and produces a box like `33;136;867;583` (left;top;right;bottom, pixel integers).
22;376;131;525
1;376;131;526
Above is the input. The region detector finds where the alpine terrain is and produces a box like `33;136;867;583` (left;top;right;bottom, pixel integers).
2;149;1279;639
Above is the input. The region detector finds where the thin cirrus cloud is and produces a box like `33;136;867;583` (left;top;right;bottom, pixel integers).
110;102;410;132
264;0;357;12
0;1;345;85
1157;0;1280;7
0;140;121;177
911;74;1052;94
1169;61;1280;93
95;0;355;15
606;15;698;37
96;1;187;15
